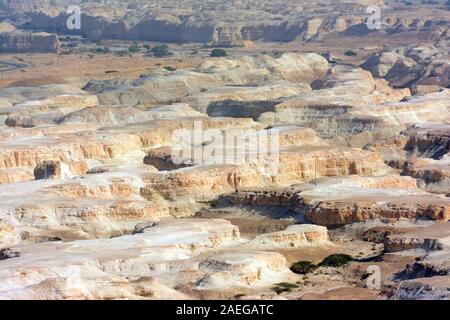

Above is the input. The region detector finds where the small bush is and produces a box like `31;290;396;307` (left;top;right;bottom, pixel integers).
149;45;173;58
318;254;353;268
210;48;227;57
344;50;357;57
128;44;141;53
163;66;177;72
209;199;220;208
271;51;283;58
272;282;299;294
290;261;317;274
276;282;299;289
95;46;110;54
115;50;129;57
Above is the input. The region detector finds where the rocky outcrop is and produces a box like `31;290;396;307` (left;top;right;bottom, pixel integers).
0;172;173;245
384;222;450;252
226;175;450;227
0;26;59;53
248;224;328;248
0;113;260;185
8;0;446;46
142;145;390;202
0;219;259;299
387;235;450;299
84;53;329;108
34;161;65;180
258;67;412;142
361;45;450;89
1;25;450;300
367;124;450;194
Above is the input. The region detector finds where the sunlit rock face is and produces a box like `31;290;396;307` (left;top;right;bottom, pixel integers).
226;175;450;227
361;45;450;90
4;0;448;46
367;124;450;195
0;22;59;53
1;0;450;300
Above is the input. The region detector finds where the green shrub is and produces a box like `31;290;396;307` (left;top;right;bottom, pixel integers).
210;48;227;57
276;282;299;289
163;66;177;72
128;44;141;53
290;261;317;274
344;50;357;57
272;282;299;294
149;45;173;58
115;50;129;57
209;199;220;208
95;46;110;54
318;254;353;268
271;51;283;58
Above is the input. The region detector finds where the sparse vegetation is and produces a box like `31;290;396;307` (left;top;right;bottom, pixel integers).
95;46;110;54
208;199;220;208
163;66;177;71
271;51;283;58
115;50;129;57
344;50;357;57
128;44;141;53
272;282;299;294
318;254;353;268
290;261;317;274
148;45;173;58
210;48;227;57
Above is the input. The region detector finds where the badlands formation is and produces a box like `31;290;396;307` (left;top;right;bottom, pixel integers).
2;0;449;46
0;0;449;301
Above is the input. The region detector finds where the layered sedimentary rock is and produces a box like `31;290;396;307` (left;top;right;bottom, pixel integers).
361;44;450;89
34;160;67;180
84;53;329;108
248;224;328;248
386;223;450;299
383;222;450;252
0;84;99;128
0;219;262;299
259;69;450;145
1;16;449;300
3;0;446;46
0;172;173;246
0;110;261;185
226;175;450;227
142;145;390;202
367;124;450;194
0;22;59;53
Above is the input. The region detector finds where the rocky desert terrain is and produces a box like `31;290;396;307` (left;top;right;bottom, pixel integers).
0;0;449;301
